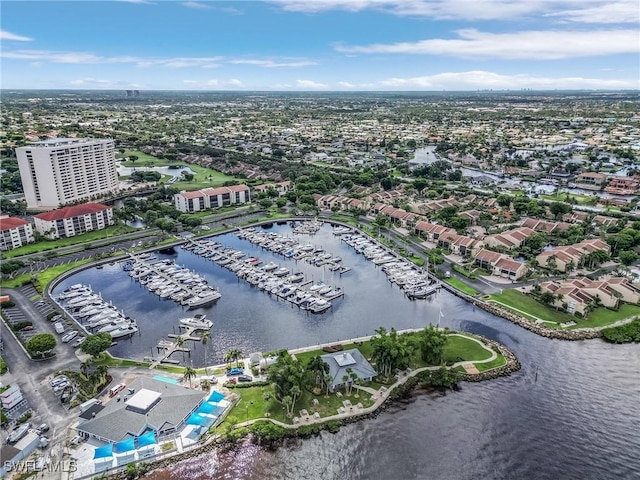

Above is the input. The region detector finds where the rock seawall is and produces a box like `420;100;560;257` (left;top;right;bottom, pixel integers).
441;283;603;341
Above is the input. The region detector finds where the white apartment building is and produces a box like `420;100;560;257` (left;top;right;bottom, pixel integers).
0;215;35;251
33;203;114;239
174;185;250;213
16;138;118;210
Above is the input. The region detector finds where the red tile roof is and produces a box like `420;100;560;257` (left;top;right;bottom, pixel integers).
34;203;110;222
0;216;30;231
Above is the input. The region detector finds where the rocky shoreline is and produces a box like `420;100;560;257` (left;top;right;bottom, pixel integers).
441;282;603;341
122;339;520;480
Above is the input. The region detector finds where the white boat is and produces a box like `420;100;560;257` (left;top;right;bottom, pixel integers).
287;272;305;283
98;319;136;333
308;282;326;292
179;314;213;329
273;267;290;277
309;298;332;313
263;261;279;272
109;324;139;339
185;290;222;309
318;285;332;295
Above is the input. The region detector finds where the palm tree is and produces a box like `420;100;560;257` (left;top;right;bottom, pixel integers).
183;366;197;388
227;348;243;367
306;356;330;391
95;364;109;383
342;374;350;395
80;359;92;377
324;373;333;397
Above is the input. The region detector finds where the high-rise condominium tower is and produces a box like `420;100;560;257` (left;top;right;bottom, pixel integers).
16;138;118;210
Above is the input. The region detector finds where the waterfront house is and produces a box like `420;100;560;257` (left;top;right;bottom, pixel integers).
321;349;377;391
538;275;640;315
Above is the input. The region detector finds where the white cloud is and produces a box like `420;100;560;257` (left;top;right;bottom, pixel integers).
182;79;244;88
548;1;640;24
338;81;357;88
1;50;222;67
229;59;317;67
296;79;329;89
70;77;142;88
181;2;211;9
371;70;639;90
270;0;639;23
336;28;640;59
1;30;33;41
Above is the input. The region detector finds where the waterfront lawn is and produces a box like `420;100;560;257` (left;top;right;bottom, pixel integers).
1;225;137;259
488;290;575;324
1;259;92;290
445;278;479;296
443;335;493;364
568;304;640;329
476;356;507;372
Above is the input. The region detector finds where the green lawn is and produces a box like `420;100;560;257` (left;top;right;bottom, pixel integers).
568;303;640;329
1;259;93;290
488;289;640;330
476;356;507;372
2;225;137;259
445;277;479;296
116;150;166;166
487;290;575;323
117;150;239;190
443;335;494;364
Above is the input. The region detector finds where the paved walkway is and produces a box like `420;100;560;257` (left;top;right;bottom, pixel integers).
234;332;498;429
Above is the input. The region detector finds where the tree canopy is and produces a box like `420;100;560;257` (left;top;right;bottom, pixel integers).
26;333;56;357
80;332;112;357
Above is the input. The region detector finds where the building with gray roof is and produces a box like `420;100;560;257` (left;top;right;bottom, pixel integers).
321;349;377;391
77;377;205;443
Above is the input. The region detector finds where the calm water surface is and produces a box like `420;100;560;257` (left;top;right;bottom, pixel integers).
54;224;640;480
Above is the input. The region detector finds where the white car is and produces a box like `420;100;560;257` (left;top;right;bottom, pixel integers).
61;331;79;343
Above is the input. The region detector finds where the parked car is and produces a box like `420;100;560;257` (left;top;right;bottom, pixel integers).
50;376;68;387
36;423;49;435
20;325;34;332
39;436;50;449
8;423;31;444
226;367;244;376
61;331;79;343
53;383;70;394
238;375;253;383
226;377;237;384
72;336;86;348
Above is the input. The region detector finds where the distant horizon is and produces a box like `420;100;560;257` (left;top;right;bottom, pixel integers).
2;88;638;93
2;1;638;91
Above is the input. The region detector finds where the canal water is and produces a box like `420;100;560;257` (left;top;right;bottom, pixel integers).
54;223;640;480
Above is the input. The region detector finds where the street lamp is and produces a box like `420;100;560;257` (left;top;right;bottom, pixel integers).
246;401;254;422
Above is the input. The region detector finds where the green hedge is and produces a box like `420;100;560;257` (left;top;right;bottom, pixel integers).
601;317;640;343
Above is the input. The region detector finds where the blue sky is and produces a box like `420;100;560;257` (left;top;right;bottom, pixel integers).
1;0;639;90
